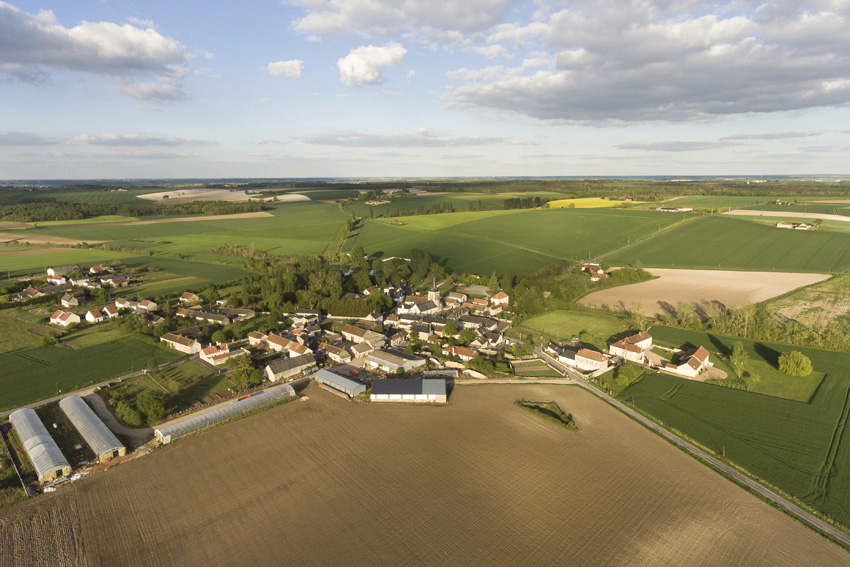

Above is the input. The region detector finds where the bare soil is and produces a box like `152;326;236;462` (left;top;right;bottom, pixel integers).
0;222;30;230
579;268;829;318
137;189;308;204
59;211;274;229
0;385;847;566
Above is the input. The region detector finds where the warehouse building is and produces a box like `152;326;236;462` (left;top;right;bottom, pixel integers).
314;369;367;398
59;396;126;463
366;350;427;374
9;408;72;483
370;379;447;403
265;353;316;382
155;385;296;444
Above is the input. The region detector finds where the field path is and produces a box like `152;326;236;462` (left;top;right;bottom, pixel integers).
596;214;707;262
534;348;850;548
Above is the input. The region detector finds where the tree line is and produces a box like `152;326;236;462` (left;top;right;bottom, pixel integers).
0;199;266;222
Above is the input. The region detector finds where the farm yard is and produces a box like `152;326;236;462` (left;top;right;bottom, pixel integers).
604;216;850;273
2;384;847;566
578;268;830;317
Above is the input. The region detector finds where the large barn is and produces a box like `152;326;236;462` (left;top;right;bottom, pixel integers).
59;396;126;463
370;379;447;403
9;408;72;483
265;354;316;382
314;369;367;398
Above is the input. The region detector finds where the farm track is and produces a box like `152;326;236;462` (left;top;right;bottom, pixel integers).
2;385;848;565
810;383;850;503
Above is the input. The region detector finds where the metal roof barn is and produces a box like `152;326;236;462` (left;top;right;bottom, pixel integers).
9;408;72;482
59;396;125;463
370;379;447;403
314;369;366;398
154;384;296;444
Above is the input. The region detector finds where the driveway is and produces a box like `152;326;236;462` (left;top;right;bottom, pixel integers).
84;393;153;449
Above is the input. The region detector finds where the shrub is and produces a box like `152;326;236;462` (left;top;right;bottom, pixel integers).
116;401;144;427
137;390;169;423
778;351;813;377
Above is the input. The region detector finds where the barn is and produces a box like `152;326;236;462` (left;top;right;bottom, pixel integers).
314;369;367;398
370;379;447;403
265;354;316;382
154;384;296;444
58;396;126;463
9;408;72;483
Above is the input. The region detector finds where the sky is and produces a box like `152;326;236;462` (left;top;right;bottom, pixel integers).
1;0;849;179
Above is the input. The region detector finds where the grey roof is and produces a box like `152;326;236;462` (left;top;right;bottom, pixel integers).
417;300;439;312
371;378;446;396
9;408;70;481
266;353;315;375
155;385;295;444
314;369;366;396
59;396;124;457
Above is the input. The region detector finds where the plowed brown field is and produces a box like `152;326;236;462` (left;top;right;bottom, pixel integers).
1;385;847;566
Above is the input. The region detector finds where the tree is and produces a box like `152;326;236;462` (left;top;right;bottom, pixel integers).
116;401;144;427
458;329;477;345
488;271;500;294
211;330;227;344
627;304;649;332
137;390;169;423
779;351;813;376
201;286;219;305
146;358;157;371
729;341;748;378
615;364;640;389
443;320;458;337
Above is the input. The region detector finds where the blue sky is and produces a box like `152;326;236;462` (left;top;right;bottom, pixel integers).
1;0;849;179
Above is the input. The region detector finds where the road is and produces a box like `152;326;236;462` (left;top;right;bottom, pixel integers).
533;347;850;548
0;355;192;420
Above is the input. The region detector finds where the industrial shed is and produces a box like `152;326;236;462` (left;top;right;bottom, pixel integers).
370;379;447;403
154;384;296;444
314;369;366;398
366;350;427;374
9;408;72;483
59;396;125;463
265;353;316;382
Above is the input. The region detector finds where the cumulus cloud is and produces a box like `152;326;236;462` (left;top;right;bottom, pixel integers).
0;2;191;99
289;0;513;37
0;131;60;145
337;42;406;86
300;128;518;147
114;81;188;102
70;134;214;146
444;1;850;124
267;59;304;78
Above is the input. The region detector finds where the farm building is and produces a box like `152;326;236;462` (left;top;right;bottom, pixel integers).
366;350;427;374
265;354;316;382
47;265;79;277
609;340;645;364
322;343;353;364
160;332;202;355
341;324;384;345
575;349;609;372
154;384;296;444
59;396;125;463
9;408;72;483
314;369;367;398
370;379;447;403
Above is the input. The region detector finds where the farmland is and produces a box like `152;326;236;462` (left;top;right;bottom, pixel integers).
517;309;630;347
766;274;850;325
605;215;850;272
2;385;847;566
620;326;850;528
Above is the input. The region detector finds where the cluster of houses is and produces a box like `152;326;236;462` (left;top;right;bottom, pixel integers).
16;264;135;305
775;221;814;230
546;330;714;380
656;206;694;212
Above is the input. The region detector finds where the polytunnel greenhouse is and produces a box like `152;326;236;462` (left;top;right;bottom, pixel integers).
59;395;125;463
155;384;296;444
9;408;71;483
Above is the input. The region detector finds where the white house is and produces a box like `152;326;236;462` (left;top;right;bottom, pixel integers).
609;340;645;364
85;309;105;323
49;310;80;327
47;265;79;277
137;299;158;312
575;349;608;372
668;346;713;378
491;291;510;306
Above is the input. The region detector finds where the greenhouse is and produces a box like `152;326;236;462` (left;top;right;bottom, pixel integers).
59;396;125;463
155;384;296;444
9;408;72;483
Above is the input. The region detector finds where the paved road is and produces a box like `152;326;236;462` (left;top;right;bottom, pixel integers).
0;355;192;420
534;348;850;548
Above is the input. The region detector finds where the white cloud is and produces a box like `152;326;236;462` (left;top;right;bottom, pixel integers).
337;42;406;86
126;17;155;28
70;134;214;146
115;81;188;102
300;128;521;147
0;131;59;145
250;139;284;145
267;59;304;78
0;2;191;99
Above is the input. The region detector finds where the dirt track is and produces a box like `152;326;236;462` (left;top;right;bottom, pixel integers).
0;385;847;566
579;268;829;317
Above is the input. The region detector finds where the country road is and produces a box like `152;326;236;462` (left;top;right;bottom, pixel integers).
533;347;850;549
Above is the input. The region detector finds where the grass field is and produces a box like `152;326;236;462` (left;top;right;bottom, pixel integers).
517;310;630;347
0;309;50;354
2;384;847;566
32;215;139;227
1;249;133;275
111;360;232;414
605;215;850;272
621;326;850;528
0;436;27;512
0;337;182;411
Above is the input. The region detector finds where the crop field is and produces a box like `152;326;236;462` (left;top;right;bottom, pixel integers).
356;208;684;274
0;337;181;411
742;203;850;216
0;188;155;205
2;384;847;566
0;248;133;275
342;191;564;218
605;216;850;272
767;274;850;325
547;197;644;208
622;326;850;527
32;215;139;227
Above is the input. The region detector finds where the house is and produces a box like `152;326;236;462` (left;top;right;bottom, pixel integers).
796;223;814;230
200;343;247;366
46;276;67;286
61;291;86;308
491;291;510;306
47;265;79;277
176;308;230;325
85;309;104;323
390;330;408;346
89;265;114;275
69;276;89;286
443;345;479;362
350;341;378;358
314;369;367;398
114;298;139;311
49;310;80;327
575;349;608;372
322;343;352;364
137;299;158;312
362;285;379;296
366;350;427;374
178;292;201;304
668;346;713;378
267;333;293;353
411;300;440;316
623;331;652;350
341;324;384;345
102;305;119;318
471;298;489;310
287;342;313;357
364;311;384;324
17;286;44;301
776;221;795;229
265;354;316;382
248;331;268;348
160;332;202;355
581;263;605;281
292;309;322;327
445;291;468;305
370;378;447;403
609;340;645;364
